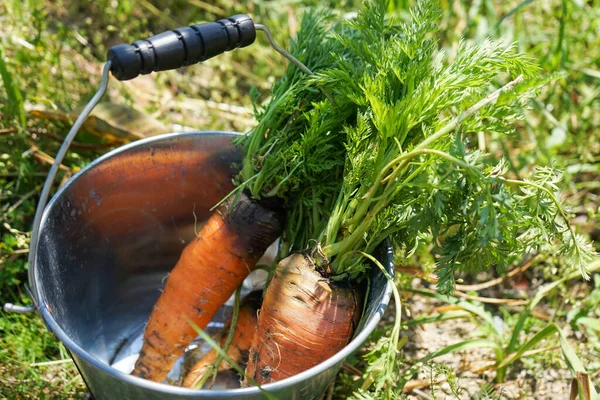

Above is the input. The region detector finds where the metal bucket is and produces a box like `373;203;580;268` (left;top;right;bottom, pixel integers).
31;131;394;399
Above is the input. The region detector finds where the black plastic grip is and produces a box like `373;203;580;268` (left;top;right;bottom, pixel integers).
107;14;256;81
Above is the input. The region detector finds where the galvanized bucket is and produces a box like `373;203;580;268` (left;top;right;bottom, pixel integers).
27;131;394;399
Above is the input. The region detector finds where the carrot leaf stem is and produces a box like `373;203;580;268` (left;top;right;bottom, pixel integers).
234;0;594;291
194;287;242;389
355;251;404;396
184;316;275;399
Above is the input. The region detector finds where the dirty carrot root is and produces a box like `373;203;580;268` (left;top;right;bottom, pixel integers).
132;192;284;382
182;291;261;388
244;253;362;384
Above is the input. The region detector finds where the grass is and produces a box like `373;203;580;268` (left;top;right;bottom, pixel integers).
403;260;600;391
1;0;600;398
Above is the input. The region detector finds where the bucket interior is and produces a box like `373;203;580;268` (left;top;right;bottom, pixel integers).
36;132;244;370
34;131;393;397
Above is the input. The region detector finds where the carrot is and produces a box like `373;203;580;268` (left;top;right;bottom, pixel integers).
244;253;362;384
182;291;261;388
132;192;284;382
135;1;591;393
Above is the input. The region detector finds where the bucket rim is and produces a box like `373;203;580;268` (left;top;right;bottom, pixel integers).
34;130;394;397
29;130;241;308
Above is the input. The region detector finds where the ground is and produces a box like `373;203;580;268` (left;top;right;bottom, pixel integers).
1;0;600;399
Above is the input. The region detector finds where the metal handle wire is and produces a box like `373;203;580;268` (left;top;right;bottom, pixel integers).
255;24;314;76
9;62;113;312
4;303;36;313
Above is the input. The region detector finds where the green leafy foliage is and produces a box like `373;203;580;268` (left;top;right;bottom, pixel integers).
2;0;599;397
233;1;596;397
234;8;354;253
395;265;600;399
224;0;595;290
0;312;85;398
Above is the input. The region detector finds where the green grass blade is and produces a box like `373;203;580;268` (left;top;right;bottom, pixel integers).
507;261;600;354
403;338;502;383
575;317;600;333
499;323;599;399
0;47;26;128
498;324;559;369
557;328;586;375
406;288;500;337
419;339;502;365
403;338;503;382
195;287;242;389
184;316;277;400
557;330;599;400
405;310;472;327
496;0;535;27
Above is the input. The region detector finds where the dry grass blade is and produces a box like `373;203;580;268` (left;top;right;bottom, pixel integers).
0;128;18;135
432;305;464;313
4;248;29;263
174;97;254;118
187;0;225;15
27;103;170;143
28;128;115;150
288;6;298;38
403;378;447;392
398;266;528;305
453;291;529;306
325;382;335;400
30;359;74;367
455;256;539;292
398;258;537;296
1;189;37;220
570;372;594;400
396;266;437;283
342;361;363;376
9;249;29;255
28;144;71;172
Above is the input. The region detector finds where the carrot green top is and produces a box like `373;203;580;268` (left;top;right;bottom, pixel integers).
234;0;594;293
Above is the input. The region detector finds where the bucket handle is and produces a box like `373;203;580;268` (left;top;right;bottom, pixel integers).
4;16;312;313
107;15;313;81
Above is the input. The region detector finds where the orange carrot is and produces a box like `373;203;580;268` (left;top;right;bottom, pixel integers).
244;253;362;384
132;192;283;382
182;291;261;388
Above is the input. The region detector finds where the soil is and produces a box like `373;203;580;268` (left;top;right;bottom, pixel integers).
400;282;576;400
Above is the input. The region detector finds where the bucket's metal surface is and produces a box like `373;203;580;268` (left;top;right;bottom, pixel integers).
33;131;394;400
